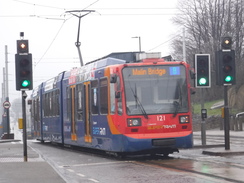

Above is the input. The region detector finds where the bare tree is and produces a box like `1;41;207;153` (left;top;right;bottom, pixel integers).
171;0;244;102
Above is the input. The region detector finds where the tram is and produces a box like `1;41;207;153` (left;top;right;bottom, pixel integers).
31;53;193;156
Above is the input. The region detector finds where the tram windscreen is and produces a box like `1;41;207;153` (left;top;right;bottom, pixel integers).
122;65;189;115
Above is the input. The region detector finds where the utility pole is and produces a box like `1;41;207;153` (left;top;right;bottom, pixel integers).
65;10;95;66
1;69;6;137
132;36;141;52
5;45;10;138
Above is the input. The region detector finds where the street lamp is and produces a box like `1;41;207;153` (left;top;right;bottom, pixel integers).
132;36;141;52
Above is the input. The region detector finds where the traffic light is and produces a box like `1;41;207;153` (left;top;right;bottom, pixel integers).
17;40;29;54
216;50;235;85
15;54;33;90
195;54;211;88
221;37;232;50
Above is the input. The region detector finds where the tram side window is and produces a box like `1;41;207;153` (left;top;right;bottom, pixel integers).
76;84;83;120
51;91;54;116
56;90;60;116
91;80;98;115
50;90;59;116
42;95;45;117
50;92;53;116
100;77;108;114
34;98;40;131
31;100;38;121
43;93;48;117
34;98;40;121
33;100;37;131
116;76;123;115
37;98;40;121
110;82;115;114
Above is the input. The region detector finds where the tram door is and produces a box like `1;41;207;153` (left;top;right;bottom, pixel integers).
70;86;77;141
84;81;92;143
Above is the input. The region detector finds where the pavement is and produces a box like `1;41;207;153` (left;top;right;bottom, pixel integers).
193;129;244;156
0;140;65;183
0;129;244;183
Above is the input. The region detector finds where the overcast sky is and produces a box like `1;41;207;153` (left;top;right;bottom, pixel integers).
0;0;181;101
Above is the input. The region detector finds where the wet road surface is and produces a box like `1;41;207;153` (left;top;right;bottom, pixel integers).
29;141;244;183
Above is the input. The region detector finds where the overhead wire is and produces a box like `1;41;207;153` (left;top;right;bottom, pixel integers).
34;19;66;67
10;0;181;63
12;0;101;67
147;34;181;51
12;0;66;10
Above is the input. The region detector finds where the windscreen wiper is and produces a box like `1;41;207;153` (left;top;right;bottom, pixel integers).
173;101;180;117
134;94;148;119
129;83;148;119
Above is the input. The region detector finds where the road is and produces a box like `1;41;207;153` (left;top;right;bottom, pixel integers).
29;138;244;183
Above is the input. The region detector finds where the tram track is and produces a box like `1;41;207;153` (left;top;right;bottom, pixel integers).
131;134;244;182
31;140;244;182
137;157;244;183
135;134;244;182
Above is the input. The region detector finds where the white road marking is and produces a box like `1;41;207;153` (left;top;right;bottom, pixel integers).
88;178;99;183
67;169;75;173
77;173;85;177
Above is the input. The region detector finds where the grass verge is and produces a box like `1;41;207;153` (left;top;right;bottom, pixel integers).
192;100;222;116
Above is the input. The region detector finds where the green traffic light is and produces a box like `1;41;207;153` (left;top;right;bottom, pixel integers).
199;78;207;85
21;80;30;87
225;76;233;82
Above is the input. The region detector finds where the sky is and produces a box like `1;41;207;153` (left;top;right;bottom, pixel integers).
0;0;181;102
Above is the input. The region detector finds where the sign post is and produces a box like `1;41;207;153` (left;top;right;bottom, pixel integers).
3;99;11;138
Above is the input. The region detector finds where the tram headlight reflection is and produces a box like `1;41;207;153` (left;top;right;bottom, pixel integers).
127;118;141;127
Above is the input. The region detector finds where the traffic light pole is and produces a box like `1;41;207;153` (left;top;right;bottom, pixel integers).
224;86;230;150
22;91;28;162
15;34;31;161
216;37;235;150
201;88;206;145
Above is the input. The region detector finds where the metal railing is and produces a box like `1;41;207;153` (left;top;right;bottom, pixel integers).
230;112;244;131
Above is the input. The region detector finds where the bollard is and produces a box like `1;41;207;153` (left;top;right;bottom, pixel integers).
230;116;234;131
233;116;236;130
220;107;224;130
233;116;238;131
239;118;243;131
220;119;224;130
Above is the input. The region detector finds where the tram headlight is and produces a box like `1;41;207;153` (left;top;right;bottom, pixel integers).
127;118;141;127
179;115;189;123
